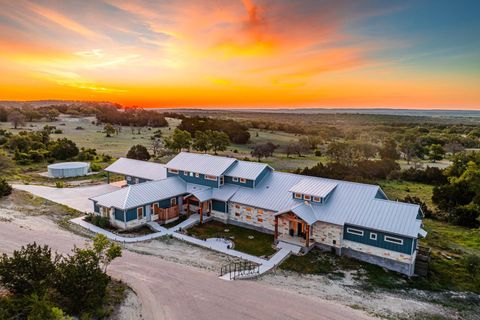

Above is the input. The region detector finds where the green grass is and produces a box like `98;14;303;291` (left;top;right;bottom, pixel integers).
163;214;188;229
186;220;276;257
379;179;436;209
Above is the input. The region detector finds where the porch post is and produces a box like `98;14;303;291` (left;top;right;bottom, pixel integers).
186;198;190;216
274;215;279;241
199;202;203;224
305;224;310;247
107;171;110;184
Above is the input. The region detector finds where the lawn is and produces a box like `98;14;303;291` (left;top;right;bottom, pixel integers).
379;179;436;210
186;220;276;257
163;214;188;229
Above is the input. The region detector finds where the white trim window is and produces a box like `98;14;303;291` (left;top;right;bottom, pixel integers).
137;207;143;219
294;193;302;199
384;235;403;245
304;194;311;201
195;172;200;178
219;176;224;185
370;233;377;240
170;197;177;206
168;168;179;174
346;227;364;236
239;178;246;183
184;171;188;176
232;177;239;182
312;196;321;202
205;175;217;181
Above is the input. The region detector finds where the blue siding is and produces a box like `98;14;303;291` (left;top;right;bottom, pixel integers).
125;208;138;221
254;167;271;186
224;176;254;188
114;208;124;221
93;201;99;213
170;170;219;188
343;225;415;254
126;175;149;185
212;200;227;213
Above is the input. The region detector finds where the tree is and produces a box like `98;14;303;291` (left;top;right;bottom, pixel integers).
0;106;8;122
103;123;115;137
49;138;79;160
251;142;277;161
380;138;400;160
285;141;309;157
91;234;122;273
326;142;348;162
0;243;58;295
449;205;480;228
7;109;25;129
432;181;475;212
150;138;162;158
0;180;12;198
192;131;211;153
24;108;42;122
42;108;60;122
164;128;192;152
127;144;150;160
429;144;445;162
209;130;230;154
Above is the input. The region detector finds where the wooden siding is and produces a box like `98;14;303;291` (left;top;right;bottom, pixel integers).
212;200;227;213
114;208;124;221
343;224;415;255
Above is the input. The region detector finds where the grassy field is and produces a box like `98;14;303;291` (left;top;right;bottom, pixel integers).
379;179;436;209
186;220;276;257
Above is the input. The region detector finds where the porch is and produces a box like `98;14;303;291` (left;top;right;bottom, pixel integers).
153;205;180;224
184;194;212;224
274;211;313;248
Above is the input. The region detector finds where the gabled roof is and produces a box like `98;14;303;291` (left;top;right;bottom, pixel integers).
289;179;337;198
276;203;317;225
90;177;185;210
224;160;272;180
166;152;236;176
104;158;166;181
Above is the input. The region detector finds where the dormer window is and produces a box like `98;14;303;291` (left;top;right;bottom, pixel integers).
195;172;200;178
304;195;311;201
313;196;321;202
240;178;246;183
184;171;188;176
232;177;239;182
168;169;178;174
205;175;217;181
294;193;302;199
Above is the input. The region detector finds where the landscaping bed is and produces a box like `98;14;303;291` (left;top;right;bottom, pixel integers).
186;220;276;257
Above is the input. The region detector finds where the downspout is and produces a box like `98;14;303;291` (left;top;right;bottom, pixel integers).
124;210;127;229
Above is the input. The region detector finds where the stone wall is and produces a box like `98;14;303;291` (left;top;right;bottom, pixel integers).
312;221;343;248
342;240;416;276
228;202;275;231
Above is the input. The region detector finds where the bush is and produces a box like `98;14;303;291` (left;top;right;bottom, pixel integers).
449;205;480;228
126;144;150;161
27;149;45;162
0;179;12;197
463;254;480;278
390;167;447;185
90;163;101;172
86;215;111;229
314;150;322;157
53;129;62;134
55;181;64;188
402;195;433;218
49;138;79;160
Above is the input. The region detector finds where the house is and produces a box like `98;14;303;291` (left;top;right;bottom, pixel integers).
90;152;427;276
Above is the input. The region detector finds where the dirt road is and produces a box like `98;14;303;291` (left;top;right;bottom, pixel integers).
0;214;373;320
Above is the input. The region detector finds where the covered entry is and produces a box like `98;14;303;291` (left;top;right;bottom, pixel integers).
184;190;212;223
274;204;316;247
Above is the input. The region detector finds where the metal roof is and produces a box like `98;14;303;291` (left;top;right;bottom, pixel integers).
289;179;337;198
276;203;317;225
90;177;185;210
105;158;166;181
224;160;271;180
165;152;237;176
48;162;89;169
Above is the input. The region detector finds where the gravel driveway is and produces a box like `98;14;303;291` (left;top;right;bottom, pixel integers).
12;184;118;213
0;212;372;320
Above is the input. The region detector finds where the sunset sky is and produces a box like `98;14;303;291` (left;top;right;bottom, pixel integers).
0;0;479;109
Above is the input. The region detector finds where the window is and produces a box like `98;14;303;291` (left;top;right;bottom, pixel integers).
170;198;177;206
257;209;263;215
184;171;188;176
346;227;364;236
189;172;194;177
137;207;143;219
195;172;200;178
384;236;403;245
205;175;217;181
135;177;139;184
219;176;224;185
240;178;246;183
126;176;131;181
258;217;263;222
304;195;311;201
246;207;252;212
313;196;321;202
246;215;252;220
152;202;159;211
235;204;240;209
232;177;239;182
168;168;178;174
235;212;240;217
294;193;302;199
332;240;336;245
370;233;377;240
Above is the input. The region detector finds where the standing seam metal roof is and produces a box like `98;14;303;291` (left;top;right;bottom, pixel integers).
165;152;237;176
104;158;166;181
224;160;271;180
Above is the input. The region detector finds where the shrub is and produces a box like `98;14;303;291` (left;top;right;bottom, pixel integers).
464;254;480;278
314;150;322;157
55;181;64;188
402;195;433;218
0;178;12;197
49;138;79;160
53;129;62;134
27;149;45;162
449;205;480;228
90;163;101;172
126;144;150;161
86;215;111;229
